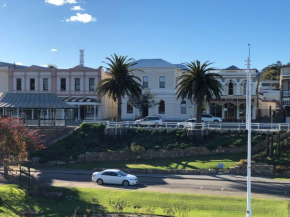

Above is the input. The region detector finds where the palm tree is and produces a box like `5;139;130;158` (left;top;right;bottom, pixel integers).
96;54;143;122
176;60;223;126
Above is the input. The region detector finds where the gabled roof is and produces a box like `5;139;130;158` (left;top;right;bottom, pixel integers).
0;93;75;109
0;61;28;69
223;65;241;70
70;65;96;70
130;59;176;68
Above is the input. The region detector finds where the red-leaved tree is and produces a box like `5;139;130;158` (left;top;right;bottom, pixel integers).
0;117;43;177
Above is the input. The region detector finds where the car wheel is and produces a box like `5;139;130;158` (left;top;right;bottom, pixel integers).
214;120;219;123
179;125;184;128
97;179;103;185
122;180;129;186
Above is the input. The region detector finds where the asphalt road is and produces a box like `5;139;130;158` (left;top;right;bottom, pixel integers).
31;170;290;199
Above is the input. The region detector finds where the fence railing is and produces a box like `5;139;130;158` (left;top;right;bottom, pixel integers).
82;120;290;131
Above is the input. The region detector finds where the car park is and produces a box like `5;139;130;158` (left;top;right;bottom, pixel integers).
92;169;138;186
134;116;163;127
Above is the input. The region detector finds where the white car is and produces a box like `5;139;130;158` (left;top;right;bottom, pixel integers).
191;114;223;123
176;119;205;128
134;116;163;127
92;169;138;186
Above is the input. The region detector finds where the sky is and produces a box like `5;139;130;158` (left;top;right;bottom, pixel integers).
0;0;289;70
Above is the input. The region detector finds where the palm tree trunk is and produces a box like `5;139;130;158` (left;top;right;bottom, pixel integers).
196;102;203;129
117;96;122;122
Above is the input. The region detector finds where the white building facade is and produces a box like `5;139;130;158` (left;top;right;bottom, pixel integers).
7;65;114;120
205;66;258;121
121;59;195;121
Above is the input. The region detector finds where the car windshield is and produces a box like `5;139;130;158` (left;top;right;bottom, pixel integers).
118;171;127;176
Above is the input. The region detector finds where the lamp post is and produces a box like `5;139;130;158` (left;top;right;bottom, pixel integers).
246;44;252;217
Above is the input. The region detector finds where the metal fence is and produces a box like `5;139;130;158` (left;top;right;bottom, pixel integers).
83;120;290;131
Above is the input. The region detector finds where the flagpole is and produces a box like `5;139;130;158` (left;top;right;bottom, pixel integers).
246;44;252;217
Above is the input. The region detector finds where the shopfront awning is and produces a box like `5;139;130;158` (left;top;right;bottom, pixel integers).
60;97;100;103
0;92;75;109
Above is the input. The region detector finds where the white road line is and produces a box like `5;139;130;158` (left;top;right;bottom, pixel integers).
221;188;224;191
285;191;287;195
200;186;203;190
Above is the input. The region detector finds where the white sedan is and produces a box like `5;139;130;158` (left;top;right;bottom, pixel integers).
92;169;138;186
176;119;205;128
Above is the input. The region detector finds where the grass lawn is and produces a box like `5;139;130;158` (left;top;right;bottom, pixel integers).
0;184;288;217
57;153;246;170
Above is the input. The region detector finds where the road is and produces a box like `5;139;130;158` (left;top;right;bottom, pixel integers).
30;169;290;199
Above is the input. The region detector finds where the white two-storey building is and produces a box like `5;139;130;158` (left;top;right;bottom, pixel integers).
206;66;258;121
121;59;195;121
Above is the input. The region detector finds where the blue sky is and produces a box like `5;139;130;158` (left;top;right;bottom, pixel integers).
0;0;289;70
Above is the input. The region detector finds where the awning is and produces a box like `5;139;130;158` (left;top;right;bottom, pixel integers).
60;97;100;103
0;92;75;109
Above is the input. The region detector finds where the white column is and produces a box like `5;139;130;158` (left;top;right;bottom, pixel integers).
94;104;96;121
236;102;240;120
2;108;4;116
222;105;225;119
47;109;49;119
17;108;19;118
78;105;80;120
32;109;34;120
61;109;65;119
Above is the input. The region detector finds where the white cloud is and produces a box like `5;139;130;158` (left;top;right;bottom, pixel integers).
51;48;58;52
15;62;23;66
45;0;77;6
70;5;84;11
40;64;49;67
65;13;96;23
3;4;7;8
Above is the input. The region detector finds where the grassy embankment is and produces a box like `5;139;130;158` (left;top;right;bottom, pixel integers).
0;185;288;217
57;153;246;170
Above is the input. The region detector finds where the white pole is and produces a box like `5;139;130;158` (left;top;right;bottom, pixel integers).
246;44;252;217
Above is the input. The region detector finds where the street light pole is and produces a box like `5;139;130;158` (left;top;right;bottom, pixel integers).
246;44;252;217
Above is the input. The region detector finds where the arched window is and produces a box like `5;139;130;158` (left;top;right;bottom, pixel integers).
127;100;133;114
159;100;165;114
243;82;247;95
181;100;186;114
228;82;234;95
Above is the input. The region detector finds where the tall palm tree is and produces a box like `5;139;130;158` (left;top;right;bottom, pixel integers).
96;54;142;122
176;60;223;126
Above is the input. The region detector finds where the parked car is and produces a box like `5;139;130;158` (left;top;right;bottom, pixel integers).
92;169;138;186
191;114;223;123
134;116;163;127
176;119;205;128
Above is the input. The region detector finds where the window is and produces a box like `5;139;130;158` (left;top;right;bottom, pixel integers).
16;79;21;91
181;100;186;114
43;78;48;91
12;108;17;115
243;82;247;95
228;82;234;95
143;76;148;88
159;76;165;88
61;78;66;91
89;78;95;91
102;172;110;176
75;78;80;91
30;79;35;90
127;100;133;113
158;100;165;114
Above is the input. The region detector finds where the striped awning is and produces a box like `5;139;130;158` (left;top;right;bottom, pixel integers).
60;97;100;103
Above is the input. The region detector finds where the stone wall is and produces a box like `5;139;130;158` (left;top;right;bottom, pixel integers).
79;144;265;163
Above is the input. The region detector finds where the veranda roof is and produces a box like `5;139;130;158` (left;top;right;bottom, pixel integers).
0;93;75;109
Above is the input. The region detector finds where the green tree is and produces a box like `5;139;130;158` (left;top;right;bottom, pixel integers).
128;91;157;118
176;61;223;126
96;54;143;122
260;61;290;81
131;143;145;164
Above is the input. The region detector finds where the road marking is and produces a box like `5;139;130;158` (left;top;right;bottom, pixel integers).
200;186;203;190
221;188;224;191
285;191;287;195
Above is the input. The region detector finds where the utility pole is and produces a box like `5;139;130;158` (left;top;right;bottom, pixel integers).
246;44;252;217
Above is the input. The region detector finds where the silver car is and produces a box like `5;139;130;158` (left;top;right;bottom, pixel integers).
176;119;205;128
134;116;163;127
92;169;138;186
